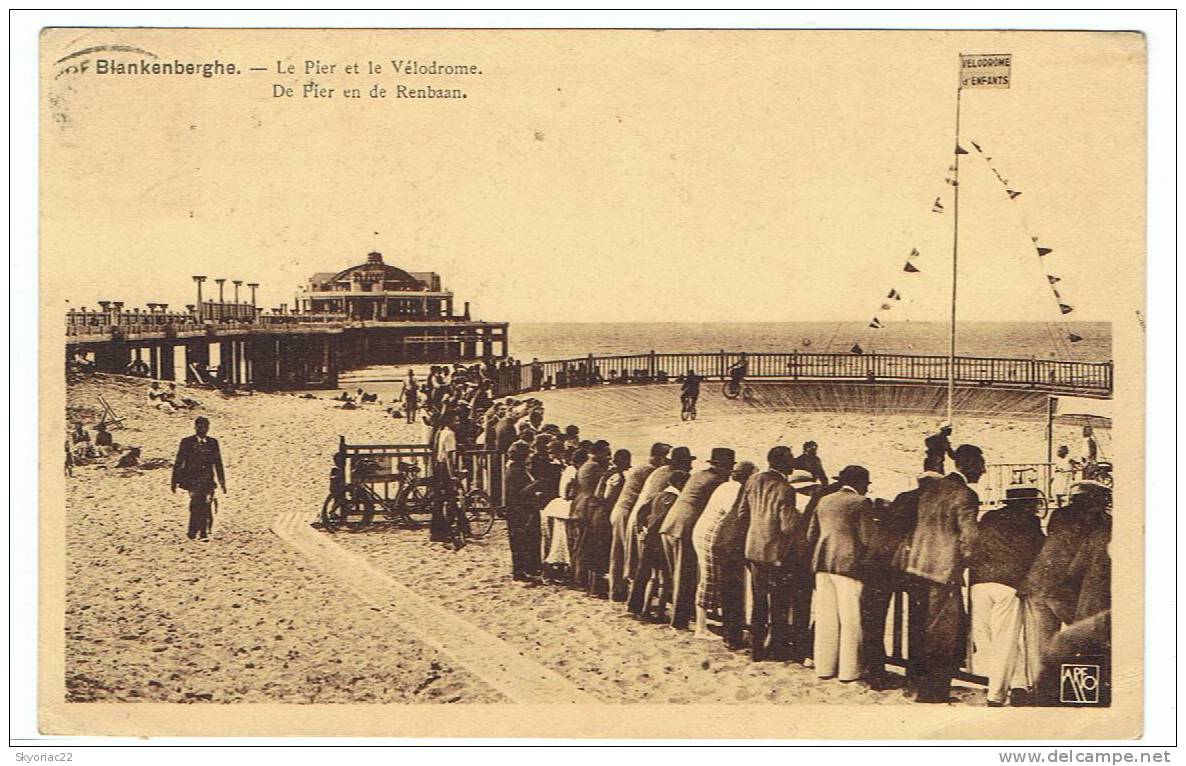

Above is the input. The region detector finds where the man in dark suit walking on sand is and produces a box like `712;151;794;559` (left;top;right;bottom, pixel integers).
171;416;226;542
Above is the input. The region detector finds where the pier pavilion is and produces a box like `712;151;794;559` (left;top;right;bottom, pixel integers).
65;257;509;389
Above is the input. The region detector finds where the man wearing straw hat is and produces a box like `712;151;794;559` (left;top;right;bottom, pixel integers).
969;486;1046;706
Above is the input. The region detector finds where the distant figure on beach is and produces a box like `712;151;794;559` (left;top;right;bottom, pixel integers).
170;416;226;542
402;377;419;424
923;422;955;474
792;440;828;485
1080;425;1103;479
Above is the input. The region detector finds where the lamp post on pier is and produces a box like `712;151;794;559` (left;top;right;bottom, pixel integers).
233;279;243;305
215;279;226;321
192;275;206;320
247;282;259;307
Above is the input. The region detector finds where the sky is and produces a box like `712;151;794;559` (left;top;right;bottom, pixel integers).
41;29;1145;325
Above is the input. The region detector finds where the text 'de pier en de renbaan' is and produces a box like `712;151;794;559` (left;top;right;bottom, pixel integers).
80;57;484;102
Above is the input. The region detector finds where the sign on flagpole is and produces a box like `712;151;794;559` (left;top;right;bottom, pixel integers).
959;54;1012;89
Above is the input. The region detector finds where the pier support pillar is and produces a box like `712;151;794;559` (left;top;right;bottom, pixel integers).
160;344;176;381
148;344;160;379
186;342;210;384
219;340;234;383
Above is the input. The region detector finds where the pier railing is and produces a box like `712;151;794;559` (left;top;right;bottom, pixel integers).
498;350;1112;398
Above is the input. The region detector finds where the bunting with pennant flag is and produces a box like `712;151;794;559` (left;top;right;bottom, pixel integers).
850;343;864;355
970;137;1090;357
932;198;944;213
887;289;901;300
904;261;920;273
868;318;883;329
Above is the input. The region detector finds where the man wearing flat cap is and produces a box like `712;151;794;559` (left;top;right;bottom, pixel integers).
660;447;735;630
741;445;799;661
608;442;669;602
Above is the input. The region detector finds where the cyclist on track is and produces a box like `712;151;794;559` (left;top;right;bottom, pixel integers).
727;353;749;385
680;368;702;416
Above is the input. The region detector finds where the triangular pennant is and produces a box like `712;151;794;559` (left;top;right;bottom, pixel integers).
971;140;983;152
1068;333;1083;343
955;144;969;155
1037;247;1053;257
908;248;920;258
1046;275;1061;285
1007;189;1022;199
904;262;920;273
1052;289;1062;300
932;198;944;213
868;318;883;329
880;303;892;311
887;289;901;300
850;344;864;355
1059;303;1074;315
1031;236;1040;244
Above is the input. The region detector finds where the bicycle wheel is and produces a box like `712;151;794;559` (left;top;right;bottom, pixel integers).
741;386;754;401
321;493;345;531
689;404;697;420
722;381;740;399
680;406;692;421
396;481;434;528
463;489;495;538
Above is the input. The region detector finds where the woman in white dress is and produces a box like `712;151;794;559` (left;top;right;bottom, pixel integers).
542;447;589;580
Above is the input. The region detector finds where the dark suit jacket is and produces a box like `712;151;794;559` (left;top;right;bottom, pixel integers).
1020;506;1109;623
611;464;655;526
171;435;225;492
503;460;534;528
571;458;608;523
741;469;799;565
494;418;518;453
809;487;872;577
969;506;1046;589
660;467;728;540
902;472;979;586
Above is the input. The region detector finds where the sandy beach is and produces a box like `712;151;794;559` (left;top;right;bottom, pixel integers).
63;374;1102;705
65;375;501;704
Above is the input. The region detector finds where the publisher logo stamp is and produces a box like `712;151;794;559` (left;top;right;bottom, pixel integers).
1060;664;1100;704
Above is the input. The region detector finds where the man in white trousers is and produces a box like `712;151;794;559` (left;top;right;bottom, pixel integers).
968;487;1046;706
808;465;873;682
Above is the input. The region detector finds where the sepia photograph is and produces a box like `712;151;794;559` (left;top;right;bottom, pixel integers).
19;13;1171;748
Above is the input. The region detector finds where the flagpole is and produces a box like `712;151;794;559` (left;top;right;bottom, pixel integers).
947;77;963;426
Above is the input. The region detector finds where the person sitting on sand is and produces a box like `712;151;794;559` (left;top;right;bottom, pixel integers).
116;446;141;468
72;422;99;459
94;422;115;457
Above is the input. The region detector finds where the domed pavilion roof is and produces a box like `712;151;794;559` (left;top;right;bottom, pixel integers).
329;251;424;289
